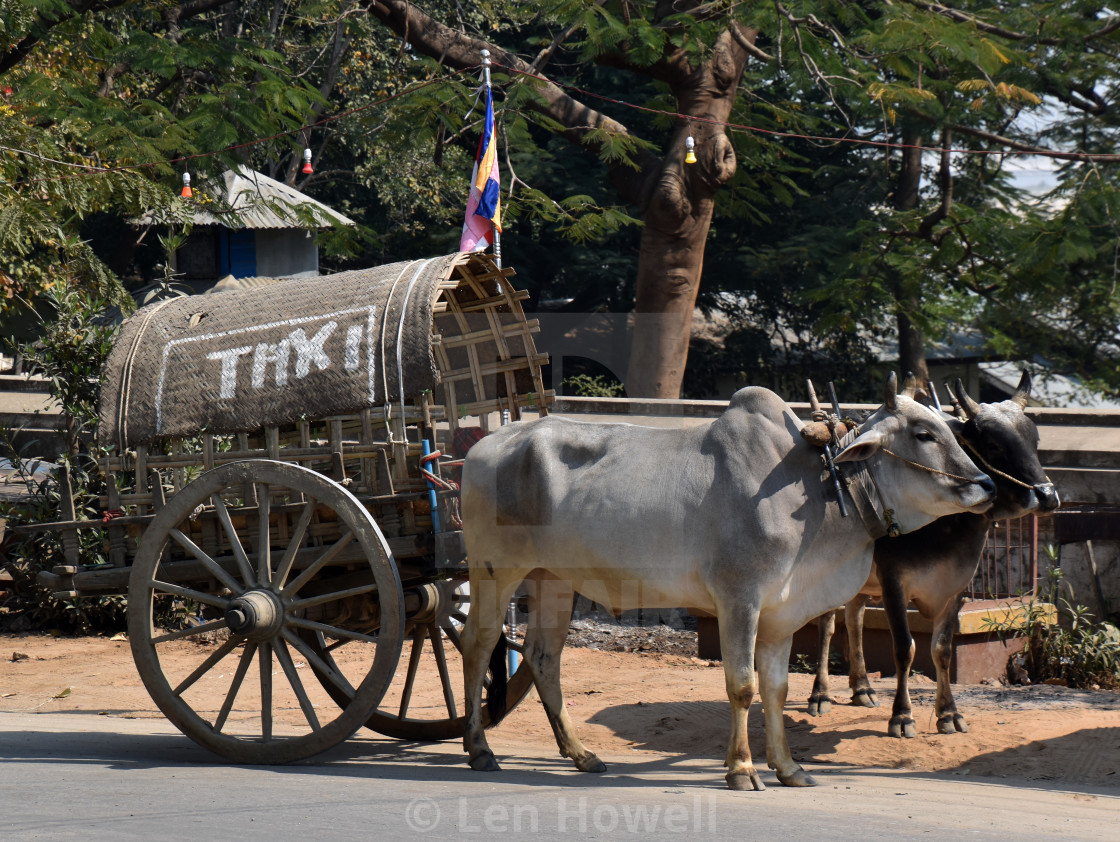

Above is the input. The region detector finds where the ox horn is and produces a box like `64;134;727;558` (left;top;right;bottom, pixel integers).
1012;370;1032;408
900;371;919;399
884;371;899;411
953;378;982;420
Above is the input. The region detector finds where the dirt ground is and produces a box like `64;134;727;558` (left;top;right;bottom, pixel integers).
2;628;1119;789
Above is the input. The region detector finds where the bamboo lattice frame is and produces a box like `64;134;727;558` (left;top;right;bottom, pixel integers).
75;252;553;580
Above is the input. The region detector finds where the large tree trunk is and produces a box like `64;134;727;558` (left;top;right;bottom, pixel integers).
366;2;755;398
892;126;930;389
624;30;749;397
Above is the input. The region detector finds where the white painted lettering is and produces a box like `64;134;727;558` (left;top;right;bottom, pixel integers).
206;346;253;399
290;321;337;378
344;324;362;372
251;338;291;389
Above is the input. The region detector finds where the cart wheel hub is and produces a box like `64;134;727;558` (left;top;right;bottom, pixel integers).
225;590;283;640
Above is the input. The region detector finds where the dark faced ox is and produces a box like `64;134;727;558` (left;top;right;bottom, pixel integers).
806;372;1060;738
459;374;995;790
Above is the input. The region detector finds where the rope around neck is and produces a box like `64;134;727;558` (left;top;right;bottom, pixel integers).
879;447;986;484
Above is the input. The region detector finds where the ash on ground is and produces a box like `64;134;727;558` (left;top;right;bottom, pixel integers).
563;618;700;656
526;601;702;657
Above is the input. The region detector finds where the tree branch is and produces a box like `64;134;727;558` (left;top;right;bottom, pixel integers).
364;0;659;206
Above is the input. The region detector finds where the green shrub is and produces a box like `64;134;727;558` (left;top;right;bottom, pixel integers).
0;285;122;633
562;373;625;397
985;562;1120;690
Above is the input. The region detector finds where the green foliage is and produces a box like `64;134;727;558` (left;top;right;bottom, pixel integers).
562;373;624;397
0;283;122;633
984;564;1120;691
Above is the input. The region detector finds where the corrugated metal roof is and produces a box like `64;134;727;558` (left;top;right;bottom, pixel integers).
189;166;355;230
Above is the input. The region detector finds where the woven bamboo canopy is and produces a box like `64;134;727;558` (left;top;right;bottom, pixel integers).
99;252;550;451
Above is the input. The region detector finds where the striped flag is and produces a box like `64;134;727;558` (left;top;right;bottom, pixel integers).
460;85;501;252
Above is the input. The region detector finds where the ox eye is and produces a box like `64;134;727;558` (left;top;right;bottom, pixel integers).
915;430;936;443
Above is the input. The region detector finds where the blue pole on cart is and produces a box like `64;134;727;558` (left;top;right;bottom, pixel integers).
507;598;519;675
421;439;441;533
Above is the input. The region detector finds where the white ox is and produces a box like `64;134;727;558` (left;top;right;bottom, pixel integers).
459;374;995;790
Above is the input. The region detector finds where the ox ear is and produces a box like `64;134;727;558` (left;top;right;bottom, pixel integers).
883;371;899;412
1012;370;1032;408
834;430;883;463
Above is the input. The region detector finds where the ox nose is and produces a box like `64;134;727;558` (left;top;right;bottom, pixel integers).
1035;482;1061;511
977;475;996;497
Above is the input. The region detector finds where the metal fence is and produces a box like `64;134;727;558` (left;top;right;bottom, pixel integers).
967;514;1040;599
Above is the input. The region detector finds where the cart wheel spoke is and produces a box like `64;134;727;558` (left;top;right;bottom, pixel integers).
286;616;381;645
397;628;427;720
172;635;242;696
282;628;356;700
428;625;457;718
215;642;258;732
259;641;273;742
273;498;316;590
167;528;242;594
282;530;355;598
152;617;230;645
256;482;271;586
275;638;319;731
212;494;255;585
288;582;378;612
149;579;229;611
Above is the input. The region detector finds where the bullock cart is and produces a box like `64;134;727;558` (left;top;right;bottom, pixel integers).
28;252;551;763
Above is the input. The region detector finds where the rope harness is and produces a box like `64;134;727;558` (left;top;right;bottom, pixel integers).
959;437;1052;492
878;446;990;485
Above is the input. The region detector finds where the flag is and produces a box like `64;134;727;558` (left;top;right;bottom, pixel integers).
460;85;501;252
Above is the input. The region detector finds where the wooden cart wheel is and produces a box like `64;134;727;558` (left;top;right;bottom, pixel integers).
299;578;535;740
127;459;405;764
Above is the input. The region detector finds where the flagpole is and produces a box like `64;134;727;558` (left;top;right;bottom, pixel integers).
480;49;501;269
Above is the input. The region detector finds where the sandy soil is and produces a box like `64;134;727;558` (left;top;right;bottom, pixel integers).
2;630;1119;790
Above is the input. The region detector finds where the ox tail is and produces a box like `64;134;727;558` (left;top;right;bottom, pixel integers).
486;634;509;726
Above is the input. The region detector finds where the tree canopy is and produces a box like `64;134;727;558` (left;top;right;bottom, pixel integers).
2;1;1118;401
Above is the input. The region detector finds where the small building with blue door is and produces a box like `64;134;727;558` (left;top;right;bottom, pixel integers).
172;167;353;283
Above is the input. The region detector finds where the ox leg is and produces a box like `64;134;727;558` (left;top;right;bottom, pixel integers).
462;575;523;772
522;577;606;773
807;611;835;716
718;607;765;791
932;592;969;734
845;594;879;708
881;576;917;738
757;636;816;787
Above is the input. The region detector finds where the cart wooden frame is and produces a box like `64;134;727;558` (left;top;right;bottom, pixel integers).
28;252;551;763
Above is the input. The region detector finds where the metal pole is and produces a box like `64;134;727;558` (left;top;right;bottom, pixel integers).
480;49;502;269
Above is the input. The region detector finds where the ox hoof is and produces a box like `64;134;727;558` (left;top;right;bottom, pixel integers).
888;716;917;739
807;695;833;716
938;713;970;734
777;768;818;787
726;770;766;791
469;752;501;772
574;755;607;773
851;687;880;708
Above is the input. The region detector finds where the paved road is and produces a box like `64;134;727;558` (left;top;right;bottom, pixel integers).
1;712;1116;841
